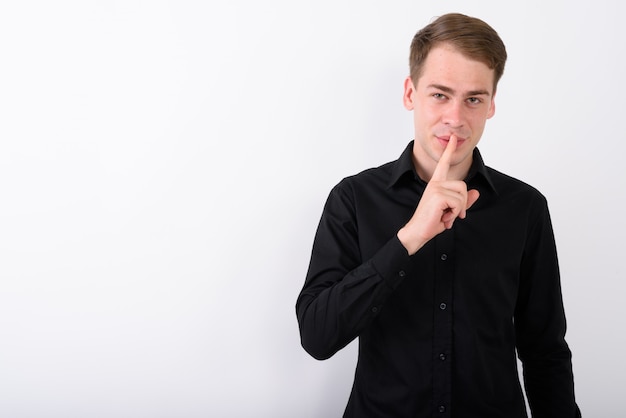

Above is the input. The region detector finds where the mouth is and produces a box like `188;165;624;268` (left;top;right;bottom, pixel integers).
436;135;467;148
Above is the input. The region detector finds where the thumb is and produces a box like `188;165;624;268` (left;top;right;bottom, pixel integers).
466;189;480;210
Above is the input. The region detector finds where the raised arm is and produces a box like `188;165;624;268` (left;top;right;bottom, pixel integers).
296;182;413;360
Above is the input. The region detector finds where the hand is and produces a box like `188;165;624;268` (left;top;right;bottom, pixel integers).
397;135;480;255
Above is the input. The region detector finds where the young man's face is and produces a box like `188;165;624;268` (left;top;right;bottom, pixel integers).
403;43;496;181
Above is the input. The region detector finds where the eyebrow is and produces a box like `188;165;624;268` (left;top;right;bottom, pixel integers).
427;84;491;97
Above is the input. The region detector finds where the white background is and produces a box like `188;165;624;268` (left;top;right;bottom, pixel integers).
0;1;624;417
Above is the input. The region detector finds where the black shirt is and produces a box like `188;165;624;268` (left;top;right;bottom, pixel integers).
296;141;581;417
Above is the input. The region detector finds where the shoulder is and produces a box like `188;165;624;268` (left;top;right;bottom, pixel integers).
319;161;396;221
334;160;396;194
331;140;414;195
486;166;550;216
487;167;545;198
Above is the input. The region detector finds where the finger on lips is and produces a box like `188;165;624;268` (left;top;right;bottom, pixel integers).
432;134;457;182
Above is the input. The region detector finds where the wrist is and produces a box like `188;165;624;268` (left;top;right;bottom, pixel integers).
397;226;427;256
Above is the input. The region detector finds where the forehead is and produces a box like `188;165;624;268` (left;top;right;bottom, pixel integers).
417;44;495;94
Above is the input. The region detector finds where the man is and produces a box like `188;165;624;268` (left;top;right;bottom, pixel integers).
296;13;581;417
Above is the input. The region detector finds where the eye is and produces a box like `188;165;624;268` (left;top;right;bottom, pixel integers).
466;97;482;105
432;93;447;100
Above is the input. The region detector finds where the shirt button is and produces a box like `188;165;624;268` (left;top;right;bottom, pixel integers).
440;253;448;261
398;270;406;277
439;405;446;413
439;303;447;310
371;306;379;314
439;353;446;361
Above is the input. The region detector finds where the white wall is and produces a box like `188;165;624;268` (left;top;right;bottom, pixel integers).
0;1;624;417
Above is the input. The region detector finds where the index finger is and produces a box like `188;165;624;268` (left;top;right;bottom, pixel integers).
431;134;458;181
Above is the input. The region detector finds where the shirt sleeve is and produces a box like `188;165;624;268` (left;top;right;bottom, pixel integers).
296;181;414;360
514;194;582;417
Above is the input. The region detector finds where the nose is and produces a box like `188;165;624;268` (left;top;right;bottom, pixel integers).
442;101;464;128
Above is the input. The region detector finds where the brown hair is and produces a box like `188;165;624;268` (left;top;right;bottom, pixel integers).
409;13;507;91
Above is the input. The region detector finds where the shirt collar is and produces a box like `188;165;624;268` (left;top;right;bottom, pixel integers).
387;140;498;194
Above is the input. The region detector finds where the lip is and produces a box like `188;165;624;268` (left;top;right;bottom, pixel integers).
436;135;466;148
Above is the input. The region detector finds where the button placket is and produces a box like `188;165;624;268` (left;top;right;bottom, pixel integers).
432;230;454;416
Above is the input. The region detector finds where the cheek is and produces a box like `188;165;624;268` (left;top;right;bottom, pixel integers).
470;111;491;128
415;106;438;124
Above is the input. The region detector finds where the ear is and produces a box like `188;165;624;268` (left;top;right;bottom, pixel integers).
403;76;416;111
486;94;496;119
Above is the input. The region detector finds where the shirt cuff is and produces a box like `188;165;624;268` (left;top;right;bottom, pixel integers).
370;235;414;291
